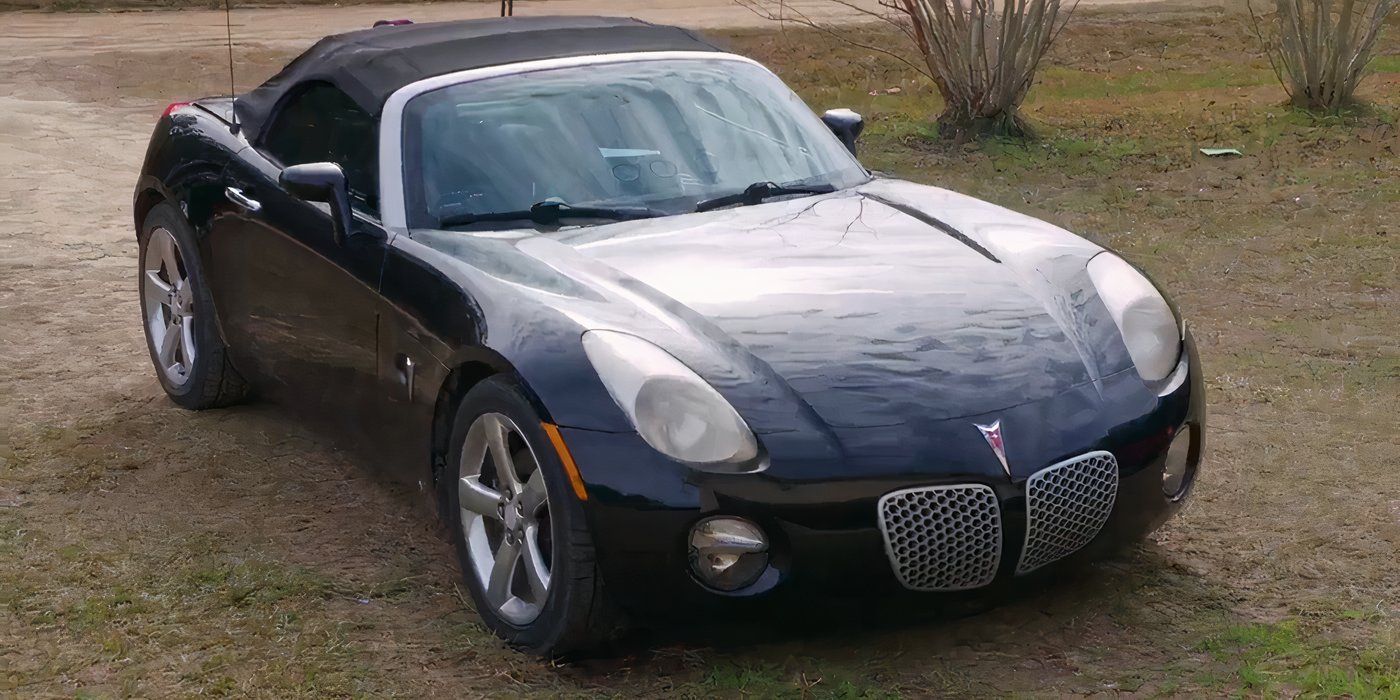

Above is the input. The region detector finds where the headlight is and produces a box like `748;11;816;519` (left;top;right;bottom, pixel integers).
581;330;759;465
1087;253;1182;382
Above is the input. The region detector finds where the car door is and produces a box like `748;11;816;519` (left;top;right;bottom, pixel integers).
205;82;391;449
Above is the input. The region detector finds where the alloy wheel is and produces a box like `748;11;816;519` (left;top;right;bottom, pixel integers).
458;412;553;625
142;227;196;387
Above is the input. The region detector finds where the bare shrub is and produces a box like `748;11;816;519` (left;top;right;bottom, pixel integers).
1248;0;1396;111
740;0;1078;139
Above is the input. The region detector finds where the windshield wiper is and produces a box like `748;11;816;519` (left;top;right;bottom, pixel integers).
695;181;836;212
439;200;661;228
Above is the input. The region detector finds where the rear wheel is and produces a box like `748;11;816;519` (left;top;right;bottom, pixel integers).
138;202;247;409
446;376;621;655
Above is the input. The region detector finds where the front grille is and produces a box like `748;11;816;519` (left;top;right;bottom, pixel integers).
1016;451;1119;575
877;484;1002;591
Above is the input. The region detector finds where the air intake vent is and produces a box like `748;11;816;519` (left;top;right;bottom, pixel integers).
877;484;1002;591
1016;451;1119;575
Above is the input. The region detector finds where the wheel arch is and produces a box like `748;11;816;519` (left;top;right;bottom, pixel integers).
427;350;559;513
430;360;499;486
133;186;168;236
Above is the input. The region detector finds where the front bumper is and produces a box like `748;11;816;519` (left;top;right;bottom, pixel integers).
562;333;1205;615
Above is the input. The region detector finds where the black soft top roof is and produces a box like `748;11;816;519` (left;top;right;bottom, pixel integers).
233;15;725;140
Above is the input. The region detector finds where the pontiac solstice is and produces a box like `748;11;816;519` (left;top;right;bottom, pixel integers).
132;16;1204;655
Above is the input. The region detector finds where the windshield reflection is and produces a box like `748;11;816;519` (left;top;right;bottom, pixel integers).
402;58;869;230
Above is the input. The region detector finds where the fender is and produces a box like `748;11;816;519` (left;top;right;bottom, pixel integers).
134;106;248;236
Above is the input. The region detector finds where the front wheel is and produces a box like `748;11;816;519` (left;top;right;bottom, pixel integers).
446;376;621;655
137;202;247;409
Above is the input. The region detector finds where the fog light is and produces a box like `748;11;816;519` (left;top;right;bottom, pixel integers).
1163;425;1194;498
688;516;769;592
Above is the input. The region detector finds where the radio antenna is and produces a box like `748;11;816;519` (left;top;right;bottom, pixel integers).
224;0;240;134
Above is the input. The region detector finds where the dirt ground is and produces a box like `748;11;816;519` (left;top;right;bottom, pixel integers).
1;1;1398;697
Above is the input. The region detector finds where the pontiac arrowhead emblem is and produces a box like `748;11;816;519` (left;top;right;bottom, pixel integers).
975;420;1010;477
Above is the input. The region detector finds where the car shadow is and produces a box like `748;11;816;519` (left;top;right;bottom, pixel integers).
208;399;1222;675
85;391;1219;679
567;544;1220;674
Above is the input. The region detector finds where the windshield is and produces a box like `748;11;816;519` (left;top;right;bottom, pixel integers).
402;58;869;229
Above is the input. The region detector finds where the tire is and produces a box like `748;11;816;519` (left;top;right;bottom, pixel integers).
445;376;622;656
137;202;248;409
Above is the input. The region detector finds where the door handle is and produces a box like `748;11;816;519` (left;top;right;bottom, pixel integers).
224;187;262;213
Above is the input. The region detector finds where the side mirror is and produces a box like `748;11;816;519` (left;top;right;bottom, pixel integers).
280;162;352;245
821;108;864;156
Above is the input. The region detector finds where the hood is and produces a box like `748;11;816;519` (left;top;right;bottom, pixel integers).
550;179;1131;430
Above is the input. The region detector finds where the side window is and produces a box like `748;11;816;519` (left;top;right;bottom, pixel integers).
262;82;379;213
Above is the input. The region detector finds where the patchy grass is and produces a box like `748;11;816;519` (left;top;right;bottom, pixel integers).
1370;52;1400;73
1198;622;1400;696
1;5;1397;698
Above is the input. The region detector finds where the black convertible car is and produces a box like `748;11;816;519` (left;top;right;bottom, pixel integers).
133;16;1204;654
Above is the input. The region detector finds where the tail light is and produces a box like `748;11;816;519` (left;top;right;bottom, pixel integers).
161;101;191;118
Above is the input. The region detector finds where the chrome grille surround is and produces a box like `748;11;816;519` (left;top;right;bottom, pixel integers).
877;484;1002;591
1016;450;1119;575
